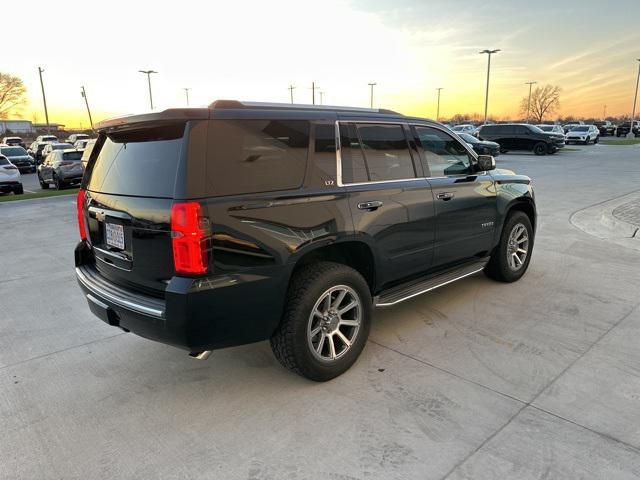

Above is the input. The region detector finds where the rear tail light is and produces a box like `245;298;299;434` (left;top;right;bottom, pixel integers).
171;202;209;275
76;188;87;241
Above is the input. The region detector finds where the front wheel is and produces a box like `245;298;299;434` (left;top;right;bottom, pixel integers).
533;143;547;155
594;136;599;144
270;262;372;381
38;173;49;189
13;185;24;195
485;211;534;283
53;174;64;190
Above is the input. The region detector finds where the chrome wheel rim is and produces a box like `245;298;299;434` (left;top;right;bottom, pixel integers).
307;285;361;362
507;223;529;271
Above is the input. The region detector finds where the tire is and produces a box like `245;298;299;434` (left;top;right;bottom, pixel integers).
594;136;599;144
485;211;534;283
270;261;372;382
584;136;590;145
533;143;547;155
13;185;24;195
53;174;64;190
38;173;49;189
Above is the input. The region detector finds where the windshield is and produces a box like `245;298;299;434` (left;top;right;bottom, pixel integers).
458;133;478;143
537;126;554;132
62;151;83;161
571;126;589;132
0;156;10;166
53;143;73;150
42;136;57;141
1;147;28;156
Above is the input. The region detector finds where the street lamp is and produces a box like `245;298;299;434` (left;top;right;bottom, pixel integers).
436;87;443;121
525;81;537;122
288;84;296;104
138;70;158;109
37;67;50;133
479;49;500;124
183;87;191;106
628;58;640;139
368;82;377;109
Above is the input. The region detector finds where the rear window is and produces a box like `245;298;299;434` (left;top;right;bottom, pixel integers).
206;119;309;196
1;147;27;156
0;156;10;166
42;136;57;141
87;123;185;197
62;151;83;161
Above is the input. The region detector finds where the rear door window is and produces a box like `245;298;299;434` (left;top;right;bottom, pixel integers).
86;123;185;198
414;126;472;177
206;119;309;196
63;151;83;161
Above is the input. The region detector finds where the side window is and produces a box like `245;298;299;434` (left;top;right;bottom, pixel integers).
306;122;336;187
515;126;529;135
206;119;309;196
414;126;472;177
356;124;415;181
339;123;368;183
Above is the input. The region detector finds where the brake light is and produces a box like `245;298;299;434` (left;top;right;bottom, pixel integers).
76;188;87;241
171;202;209;275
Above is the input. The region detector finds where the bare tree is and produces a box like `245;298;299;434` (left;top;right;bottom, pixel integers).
520;84;561;123
0;73;27;119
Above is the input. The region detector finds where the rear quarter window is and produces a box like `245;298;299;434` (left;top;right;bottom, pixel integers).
205;119;309;196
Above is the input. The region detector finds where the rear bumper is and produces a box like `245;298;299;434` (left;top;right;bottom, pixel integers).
75;245;290;352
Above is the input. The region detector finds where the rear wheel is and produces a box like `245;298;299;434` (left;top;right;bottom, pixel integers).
38;173;49;189
13;185;24;195
533;143;547;155
270;262;372;381
584;136;591;145
485;211;534;283
594;136;599;144
53;174;64;190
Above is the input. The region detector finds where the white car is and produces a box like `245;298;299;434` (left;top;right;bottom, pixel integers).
537;124;565;136
565;125;600;145
451;124;476;134
0;154;23;195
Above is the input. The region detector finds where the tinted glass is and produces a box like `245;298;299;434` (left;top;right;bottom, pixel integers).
206;119;309;196
458;133;479;143
339;123;368;183
538;126;553;131
0;156;10;166
356;124;415;181
482;125;511;135
572;126;589;131
53;144;72;150
514;126;529;134
528;125;544;133
1;147;27;156
42;136;57;141
87;123;185;197
415;126;471;177
63;151;83;161
307;123;336;186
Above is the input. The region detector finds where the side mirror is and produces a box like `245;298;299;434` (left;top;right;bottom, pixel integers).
477;155;496;172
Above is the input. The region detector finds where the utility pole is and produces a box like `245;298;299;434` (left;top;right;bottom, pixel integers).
138;70;157;109
525;81;537;122
80;86;94;130
436;87;443;121
603;105;607;119
310;82;320;105
183;88;191;106
288;84;296;104
479;49;500;124
368;82;377;109
37;67;50;133
628;58;640;138
319;91;325;105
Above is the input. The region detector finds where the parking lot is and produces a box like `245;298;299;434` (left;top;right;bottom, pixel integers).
1;143;640;479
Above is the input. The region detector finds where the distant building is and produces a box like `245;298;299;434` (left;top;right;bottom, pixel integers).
0;120;34;134
33;123;65;132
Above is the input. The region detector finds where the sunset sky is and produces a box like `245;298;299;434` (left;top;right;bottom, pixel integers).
6;0;640;128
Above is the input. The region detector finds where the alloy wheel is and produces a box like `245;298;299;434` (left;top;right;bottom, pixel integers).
506;223;529;271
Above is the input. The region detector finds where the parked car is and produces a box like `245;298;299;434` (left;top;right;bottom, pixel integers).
593;121;615;136
0;145;35;173
562;121;584;133
41;142;74;160
565;125;600;144
73;139;91;149
616;121;640;137
451;124;476;134
75;100;537;381
28;140;57;164
35;134;58;143
478;123;565;155
0;154;23;195
37;149;84;190
457;132;500;156
65;133;90;145
536;124;565;136
1;136;26;148
80;139;96;171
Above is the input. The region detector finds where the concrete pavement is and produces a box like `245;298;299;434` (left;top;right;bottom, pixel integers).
1;144;640;479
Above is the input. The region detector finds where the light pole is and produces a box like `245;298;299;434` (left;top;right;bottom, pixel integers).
288;84;296;104
319;91;325;105
37;67;50;133
525;81;537;122
183;88;191;106
479;49;500;124
80;86;94;130
436;87;443;121
628;58;640;139
138;70;157;109
310;82;320;105
368;82;377;109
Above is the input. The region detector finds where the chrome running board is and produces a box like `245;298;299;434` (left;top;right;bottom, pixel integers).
375;259;488;307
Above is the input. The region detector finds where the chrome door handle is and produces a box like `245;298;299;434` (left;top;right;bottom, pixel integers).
436;192;455;201
357;201;383;210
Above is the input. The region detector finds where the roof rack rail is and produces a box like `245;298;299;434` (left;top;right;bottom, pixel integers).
209;99;399;115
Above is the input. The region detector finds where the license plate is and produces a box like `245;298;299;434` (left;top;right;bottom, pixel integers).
105;223;125;249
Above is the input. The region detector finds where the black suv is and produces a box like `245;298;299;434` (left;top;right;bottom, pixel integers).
75;101;536;381
593;121;615;136
478;123;565;155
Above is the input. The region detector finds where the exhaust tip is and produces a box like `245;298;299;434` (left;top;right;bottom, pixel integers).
189;350;212;361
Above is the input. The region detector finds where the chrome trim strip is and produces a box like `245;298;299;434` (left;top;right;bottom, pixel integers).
375;267;485;307
76;266;165;318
